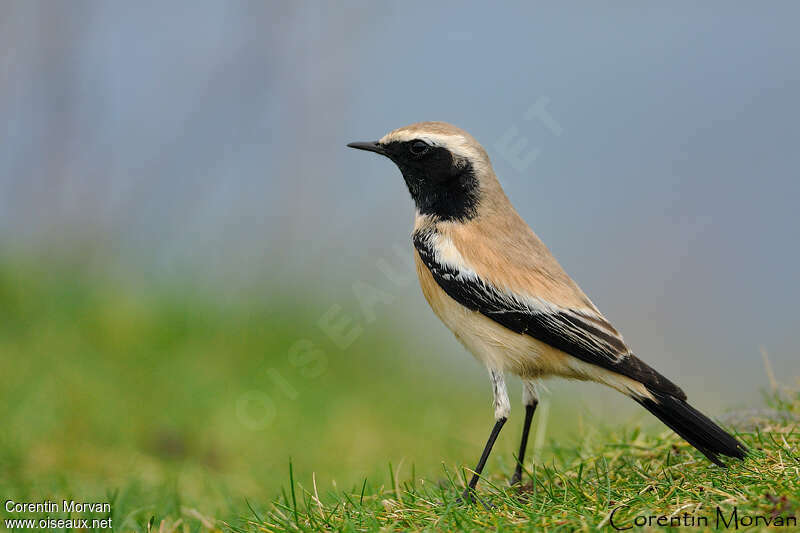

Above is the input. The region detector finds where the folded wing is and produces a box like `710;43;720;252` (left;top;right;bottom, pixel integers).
413;231;686;400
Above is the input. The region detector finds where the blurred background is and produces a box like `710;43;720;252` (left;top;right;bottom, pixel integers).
1;0;798;515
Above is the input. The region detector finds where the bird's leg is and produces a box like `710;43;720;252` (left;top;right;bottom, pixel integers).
511;380;538;485
462;369;509;502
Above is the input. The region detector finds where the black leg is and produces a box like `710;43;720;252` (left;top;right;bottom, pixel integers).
461;417;507;501
511;400;538;485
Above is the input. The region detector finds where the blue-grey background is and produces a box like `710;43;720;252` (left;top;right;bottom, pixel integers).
1;3;798;498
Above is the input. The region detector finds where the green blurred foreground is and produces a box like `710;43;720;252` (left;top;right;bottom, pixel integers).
0;260;797;531
0;259;553;528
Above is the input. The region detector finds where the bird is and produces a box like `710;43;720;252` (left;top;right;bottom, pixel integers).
347;121;747;501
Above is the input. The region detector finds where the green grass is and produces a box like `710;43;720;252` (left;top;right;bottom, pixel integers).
230;390;799;532
1;259;798;532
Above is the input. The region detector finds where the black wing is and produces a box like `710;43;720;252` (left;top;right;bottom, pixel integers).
414;233;685;399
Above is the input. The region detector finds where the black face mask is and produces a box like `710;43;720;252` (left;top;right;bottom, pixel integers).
381;140;481;222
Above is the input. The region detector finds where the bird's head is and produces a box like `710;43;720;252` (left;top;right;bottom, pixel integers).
348;122;500;222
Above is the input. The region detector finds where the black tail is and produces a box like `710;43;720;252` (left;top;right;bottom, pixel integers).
633;388;748;467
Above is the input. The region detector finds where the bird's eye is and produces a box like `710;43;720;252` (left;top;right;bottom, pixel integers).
409;141;430;156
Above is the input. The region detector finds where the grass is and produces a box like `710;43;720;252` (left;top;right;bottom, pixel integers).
230;389;800;532
1;259;798;532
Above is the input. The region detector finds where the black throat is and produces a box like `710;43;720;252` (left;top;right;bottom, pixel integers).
383;142;480;222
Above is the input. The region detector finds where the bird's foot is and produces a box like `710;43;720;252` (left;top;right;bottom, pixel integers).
456;489;493;510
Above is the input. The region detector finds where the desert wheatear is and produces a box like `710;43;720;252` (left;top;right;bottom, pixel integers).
348;122;746;500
